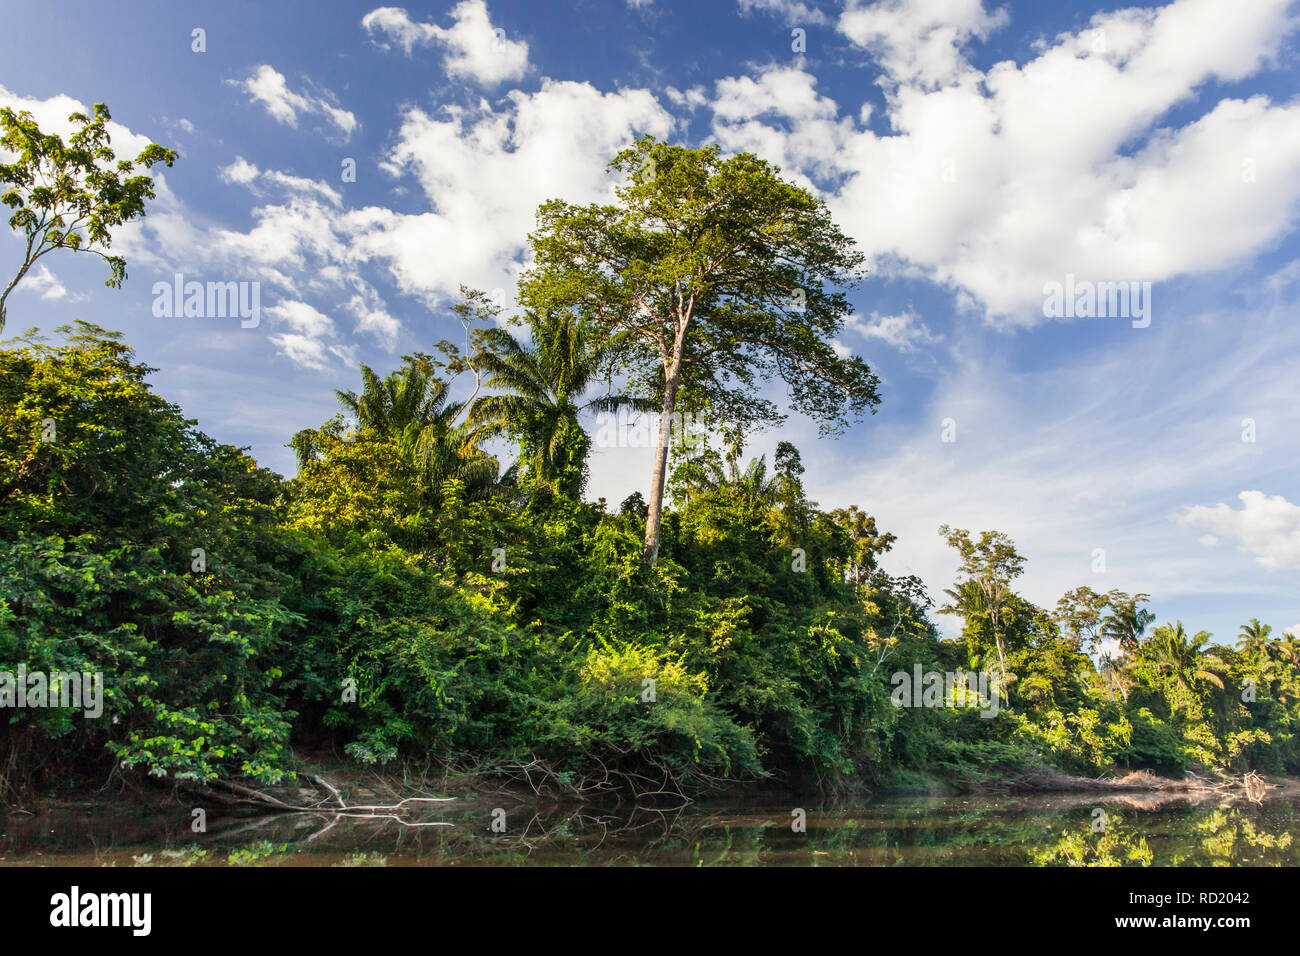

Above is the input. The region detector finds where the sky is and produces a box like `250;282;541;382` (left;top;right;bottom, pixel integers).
1;0;1297;645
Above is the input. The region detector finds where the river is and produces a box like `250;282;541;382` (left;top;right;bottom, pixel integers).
5;787;1298;866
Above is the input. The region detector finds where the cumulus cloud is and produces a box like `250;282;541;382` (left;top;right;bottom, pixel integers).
362;1;529;86
738;0;829;26
707;0;1300;326
264;300;359;371
219;156;342;206
347;79;673;302
233;65;357;140
838;0;1008;87
23;265;77;302
710;66;856;187
1178;491;1300;571
847;309;941;351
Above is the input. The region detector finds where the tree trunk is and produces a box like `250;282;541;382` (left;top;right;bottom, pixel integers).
642;365;680;564
0;258;34;336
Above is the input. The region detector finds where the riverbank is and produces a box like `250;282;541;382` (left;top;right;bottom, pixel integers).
10;755;1290;819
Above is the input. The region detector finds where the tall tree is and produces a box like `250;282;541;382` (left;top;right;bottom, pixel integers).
1054;586;1110;654
0;103;176;333
519;136;881;562
1236;618;1273;660
830;505;896;588
1101;592;1156;655
938;526;1026;683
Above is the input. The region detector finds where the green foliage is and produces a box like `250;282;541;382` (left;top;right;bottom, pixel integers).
0;324;303;790
4;325;1298;800
519;135;881;561
1033;812;1153;867
466;305;648;501
0;103;176;333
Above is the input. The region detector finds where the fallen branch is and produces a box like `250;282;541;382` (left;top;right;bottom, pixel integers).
200;775;455;816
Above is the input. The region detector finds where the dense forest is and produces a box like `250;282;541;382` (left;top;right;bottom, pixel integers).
0;108;1297;804
1;317;1297;801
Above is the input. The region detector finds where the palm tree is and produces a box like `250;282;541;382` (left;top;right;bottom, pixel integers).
1236;618;1274;660
1146;622;1226;691
1097;651;1133;702
1277;633;1300;668
698;452;781;508
467;311;648;499
335;361;496;496
1101;595;1156;654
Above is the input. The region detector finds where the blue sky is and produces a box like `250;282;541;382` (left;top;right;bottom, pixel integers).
2;0;1298;645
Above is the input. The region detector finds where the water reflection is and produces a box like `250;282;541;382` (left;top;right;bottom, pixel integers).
3;790;1299;867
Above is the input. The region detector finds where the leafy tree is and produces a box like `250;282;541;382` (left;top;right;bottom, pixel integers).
938;526;1026;683
830;505;896;587
0;323;304;790
0;103;176;333
1054;586;1110;654
520;136;881;562
467;309;648;499
1145;622;1226;692
1278;633;1300;668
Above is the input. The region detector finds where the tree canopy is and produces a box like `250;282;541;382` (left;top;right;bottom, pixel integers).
0;102;176;333
519;136;881;562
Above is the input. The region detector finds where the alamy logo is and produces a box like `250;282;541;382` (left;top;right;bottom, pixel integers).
49;886;151;936
0;666;103;718
1042;274;1151;328
890;665;1001;718
593;409;707;450
152;273;260;328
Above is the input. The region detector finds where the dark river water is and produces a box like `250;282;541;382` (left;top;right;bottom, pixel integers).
4;790;1298;866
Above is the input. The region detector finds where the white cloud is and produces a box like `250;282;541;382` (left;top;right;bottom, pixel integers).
707;0;1300;327
266;300;335;338
115;171;398;365
347;79;673;303
848;309;941;351
1178;491;1300;571
220;156;261;185
220;156;342;206
362;1;529;87
23;265;80;302
710;66;856;187
266;333;333;372
233;65;357;140
839;0;1008;88
355;308;401;349
264;300;360;371
738;0;829;27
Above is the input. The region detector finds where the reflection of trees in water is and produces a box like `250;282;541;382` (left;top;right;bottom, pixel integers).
1175;806;1295;866
1031;812;1153;866
22;793;1300;867
1029;800;1299;867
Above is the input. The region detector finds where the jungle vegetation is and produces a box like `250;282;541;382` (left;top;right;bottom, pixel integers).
1;118;1296;801
2;318;1296;800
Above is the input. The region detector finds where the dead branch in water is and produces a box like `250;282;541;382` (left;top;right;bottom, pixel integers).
988;766;1279;799
198;773;455;817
